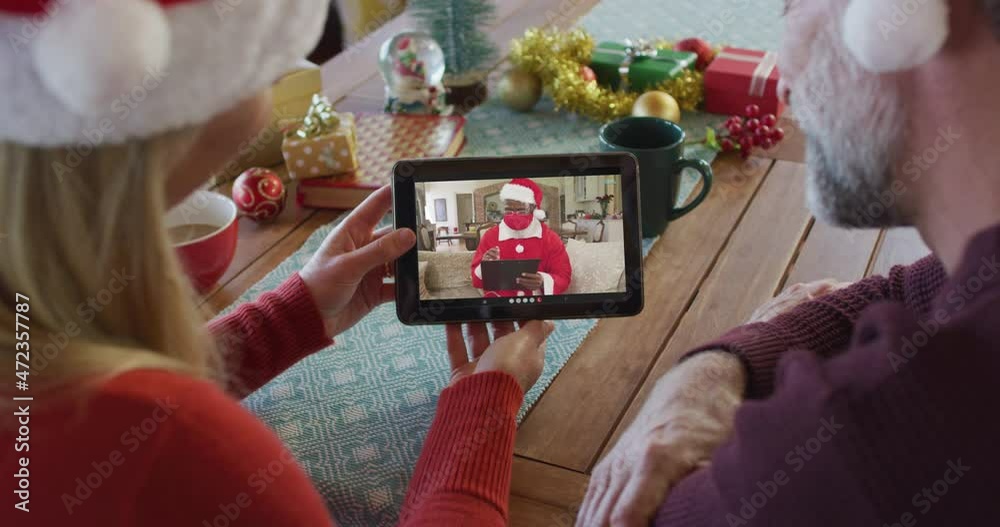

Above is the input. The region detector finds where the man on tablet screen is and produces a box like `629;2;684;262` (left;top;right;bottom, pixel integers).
471;178;572;298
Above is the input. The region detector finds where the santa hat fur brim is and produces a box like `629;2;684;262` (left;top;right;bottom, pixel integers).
499;182;536;206
1;0;328;146
842;0;950;73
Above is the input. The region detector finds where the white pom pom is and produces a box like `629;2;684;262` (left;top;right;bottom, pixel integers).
843;0;949;73
31;0;171;116
534;208;546;220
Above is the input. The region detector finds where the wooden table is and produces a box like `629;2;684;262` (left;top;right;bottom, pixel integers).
201;1;930;523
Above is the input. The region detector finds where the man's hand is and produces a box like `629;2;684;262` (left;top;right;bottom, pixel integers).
300;186;416;338
747;279;850;324
577;352;746;527
482;247;501;262
516;272;544;291
445;320;555;393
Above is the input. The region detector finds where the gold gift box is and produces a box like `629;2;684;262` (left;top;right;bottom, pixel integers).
281;113;359;180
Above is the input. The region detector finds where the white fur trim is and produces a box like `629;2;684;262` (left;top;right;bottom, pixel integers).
533;208;546;220
538;272;554;295
1;0;328;146
474;264;482;279
32;0;171;117
842;0;949;73
498;218;542;241
500;182;536;206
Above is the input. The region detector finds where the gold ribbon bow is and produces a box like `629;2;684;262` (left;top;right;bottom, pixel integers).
292;94;341;139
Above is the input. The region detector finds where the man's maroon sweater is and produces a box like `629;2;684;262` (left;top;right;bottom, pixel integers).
655;225;1000;526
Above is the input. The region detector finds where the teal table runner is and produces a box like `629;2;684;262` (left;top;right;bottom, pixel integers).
236;1;784;525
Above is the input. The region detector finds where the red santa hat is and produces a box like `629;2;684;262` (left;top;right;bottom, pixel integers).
0;0;328;147
842;0;949;73
500;178;546;220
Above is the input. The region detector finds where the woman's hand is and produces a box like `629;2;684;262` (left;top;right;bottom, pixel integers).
300;186;416;338
445;321;554;394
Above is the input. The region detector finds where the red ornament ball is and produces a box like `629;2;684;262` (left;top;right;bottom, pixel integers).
674;37;716;71
580;65;597;83
232;168;287;223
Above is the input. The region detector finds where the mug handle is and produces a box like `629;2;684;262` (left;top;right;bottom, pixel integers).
669;158;713;220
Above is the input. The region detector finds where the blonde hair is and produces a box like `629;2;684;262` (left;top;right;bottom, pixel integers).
0;129;223;406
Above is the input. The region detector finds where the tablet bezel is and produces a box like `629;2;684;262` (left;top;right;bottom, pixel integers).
393;153;643;325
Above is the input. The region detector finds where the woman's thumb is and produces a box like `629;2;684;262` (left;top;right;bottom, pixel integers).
516;320;555;347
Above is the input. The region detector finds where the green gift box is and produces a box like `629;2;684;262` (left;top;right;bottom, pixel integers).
590;41;697;92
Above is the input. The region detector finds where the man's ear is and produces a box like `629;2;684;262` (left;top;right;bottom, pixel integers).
843;0;950;73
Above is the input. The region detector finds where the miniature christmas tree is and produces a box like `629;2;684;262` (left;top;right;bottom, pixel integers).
409;0;498;82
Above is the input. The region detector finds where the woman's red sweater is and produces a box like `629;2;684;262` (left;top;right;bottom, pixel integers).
2;274;523;526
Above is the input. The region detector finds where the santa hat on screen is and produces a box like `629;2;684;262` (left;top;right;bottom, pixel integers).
500;178;546;220
842;0;950;73
0;0;328;147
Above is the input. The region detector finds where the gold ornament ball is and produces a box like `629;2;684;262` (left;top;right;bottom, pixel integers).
498;69;543;112
632;91;682;123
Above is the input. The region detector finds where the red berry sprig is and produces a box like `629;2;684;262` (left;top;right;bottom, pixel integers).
710;104;785;159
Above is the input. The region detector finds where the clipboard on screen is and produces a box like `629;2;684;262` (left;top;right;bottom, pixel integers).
481;259;541;290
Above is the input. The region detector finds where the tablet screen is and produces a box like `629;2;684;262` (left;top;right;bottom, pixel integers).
414;175;628;305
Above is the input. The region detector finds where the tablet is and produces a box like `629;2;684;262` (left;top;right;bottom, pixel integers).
481;259;541;291
393;153;643;325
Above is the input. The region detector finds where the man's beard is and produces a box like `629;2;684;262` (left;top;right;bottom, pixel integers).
792;22;910;228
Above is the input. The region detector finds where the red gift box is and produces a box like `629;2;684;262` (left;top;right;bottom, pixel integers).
704;47;784;118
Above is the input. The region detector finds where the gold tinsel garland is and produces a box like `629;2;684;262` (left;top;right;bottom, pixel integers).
509;28;704;123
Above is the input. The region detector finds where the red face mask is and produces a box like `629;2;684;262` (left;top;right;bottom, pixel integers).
502;212;534;231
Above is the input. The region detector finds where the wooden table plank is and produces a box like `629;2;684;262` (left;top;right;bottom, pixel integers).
598;161;813;465
511;457;589;510
868;227;930;277
509;496;577;527
783;221;882;286
514;156;775;472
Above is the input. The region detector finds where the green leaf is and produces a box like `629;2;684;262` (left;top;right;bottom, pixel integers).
705;127;720;151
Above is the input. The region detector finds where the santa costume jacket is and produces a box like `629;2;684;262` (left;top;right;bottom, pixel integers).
471;218;572;297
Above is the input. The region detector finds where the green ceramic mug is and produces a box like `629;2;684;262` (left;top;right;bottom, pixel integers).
599;117;713;237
